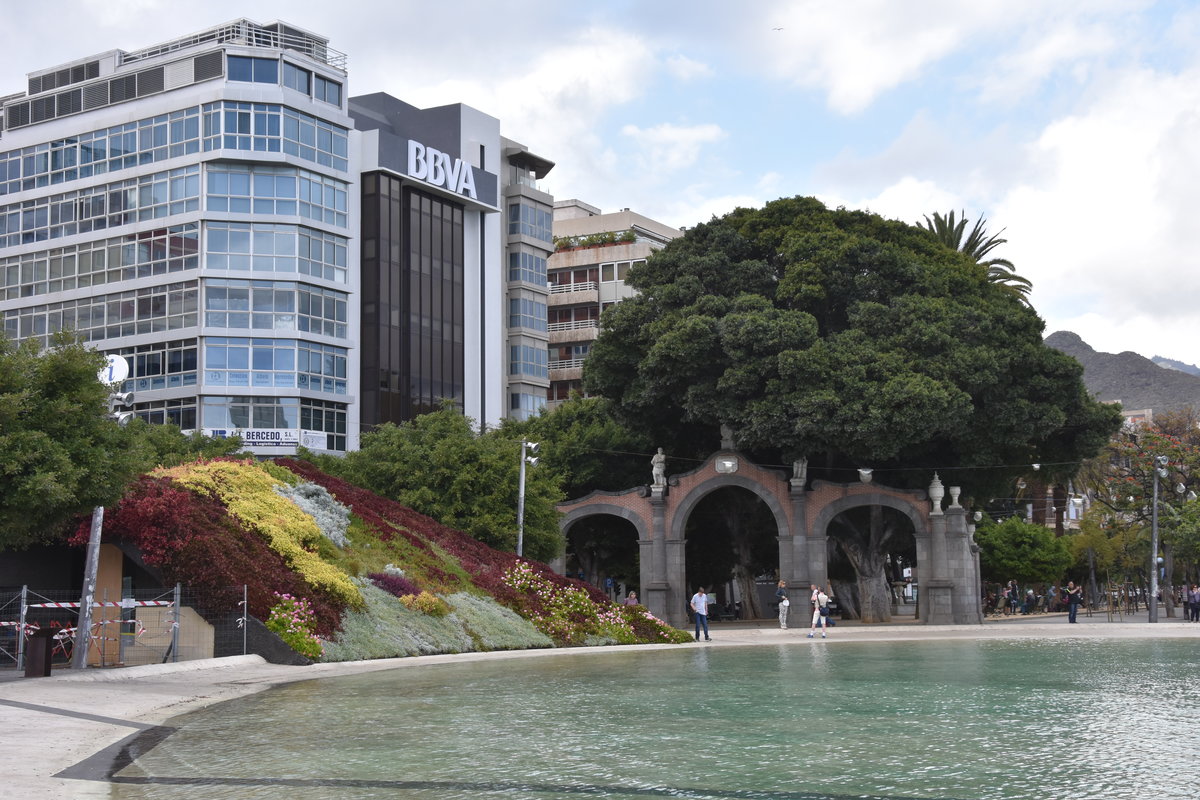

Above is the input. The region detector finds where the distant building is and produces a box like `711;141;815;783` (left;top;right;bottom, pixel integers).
546;200;680;407
0;19;554;454
502;139;555;421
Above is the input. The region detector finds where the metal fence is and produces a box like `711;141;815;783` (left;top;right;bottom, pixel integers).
0;585;248;672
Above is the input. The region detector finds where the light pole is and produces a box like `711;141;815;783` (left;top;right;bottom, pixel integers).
516;441;539;557
1149;454;1168;623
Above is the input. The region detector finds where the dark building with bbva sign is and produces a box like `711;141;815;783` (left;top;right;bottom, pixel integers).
351;92;555;429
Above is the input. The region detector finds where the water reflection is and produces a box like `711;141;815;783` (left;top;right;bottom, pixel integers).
106;640;1199;800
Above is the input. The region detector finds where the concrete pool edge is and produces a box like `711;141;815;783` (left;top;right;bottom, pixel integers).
2;621;1196;797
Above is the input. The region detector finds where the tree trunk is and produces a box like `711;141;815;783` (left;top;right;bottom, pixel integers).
1087;548;1100;609
832;505;894;623
720;504;764;619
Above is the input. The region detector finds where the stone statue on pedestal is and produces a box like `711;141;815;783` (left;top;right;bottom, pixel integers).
651;447;666;486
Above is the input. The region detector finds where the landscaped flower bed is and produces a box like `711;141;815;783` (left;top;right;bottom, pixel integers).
75;457;689;659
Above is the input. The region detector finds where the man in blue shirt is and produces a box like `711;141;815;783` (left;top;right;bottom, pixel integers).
690;586;712;641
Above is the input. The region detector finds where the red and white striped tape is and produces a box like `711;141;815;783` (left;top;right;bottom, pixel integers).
26;600;172;609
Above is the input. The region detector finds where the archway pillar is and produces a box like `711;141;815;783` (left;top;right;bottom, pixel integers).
645;491;674;625
923;508;954;623
786;486;808;588
945;505;980;624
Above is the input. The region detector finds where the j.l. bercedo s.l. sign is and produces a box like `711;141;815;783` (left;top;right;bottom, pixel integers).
407;140;477;200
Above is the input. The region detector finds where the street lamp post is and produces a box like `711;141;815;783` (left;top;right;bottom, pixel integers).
516;441;539;557
1149;455;1168;623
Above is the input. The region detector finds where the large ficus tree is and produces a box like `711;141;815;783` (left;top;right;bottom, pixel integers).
584;196;1121;620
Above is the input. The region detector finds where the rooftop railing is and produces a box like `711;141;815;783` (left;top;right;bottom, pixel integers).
121;19;347;71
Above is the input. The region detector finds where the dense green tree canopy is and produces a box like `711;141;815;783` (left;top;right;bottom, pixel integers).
584;196;1121;500
309;406;565;562
0;335;148;549
501;395;652;499
975;517;1072;585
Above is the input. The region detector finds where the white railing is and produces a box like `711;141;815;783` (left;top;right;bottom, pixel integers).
550;281;597;294
548;320;599;332
121;19;348;70
549;358;586;370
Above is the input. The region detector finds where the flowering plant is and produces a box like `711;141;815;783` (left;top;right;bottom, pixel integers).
266;592;324;659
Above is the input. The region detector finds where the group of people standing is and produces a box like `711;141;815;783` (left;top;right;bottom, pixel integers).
1184;584;1200;622
776;580;832;638
687;581;833;641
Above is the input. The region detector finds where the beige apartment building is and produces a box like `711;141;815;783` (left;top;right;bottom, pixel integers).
546;200;680;407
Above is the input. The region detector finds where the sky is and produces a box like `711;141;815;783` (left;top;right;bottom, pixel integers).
4;0;1199;366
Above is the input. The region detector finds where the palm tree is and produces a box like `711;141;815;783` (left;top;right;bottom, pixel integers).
921;210;1032;304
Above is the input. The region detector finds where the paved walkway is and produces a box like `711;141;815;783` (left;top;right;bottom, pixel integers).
2;617;1196;799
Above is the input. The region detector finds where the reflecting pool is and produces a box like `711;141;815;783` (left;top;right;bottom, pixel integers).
108;639;1198;799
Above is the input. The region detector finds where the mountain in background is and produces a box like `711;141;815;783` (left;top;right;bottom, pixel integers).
1045;331;1200;415
1152;355;1200;377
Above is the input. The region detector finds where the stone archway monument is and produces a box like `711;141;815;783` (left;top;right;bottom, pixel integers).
557;450;983;628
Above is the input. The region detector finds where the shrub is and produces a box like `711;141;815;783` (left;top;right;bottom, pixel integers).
275;481;351;548
369;571;419;597
401;590;450;617
265;592;323;659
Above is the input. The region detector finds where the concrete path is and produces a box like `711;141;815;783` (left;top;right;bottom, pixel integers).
2;618;1195;799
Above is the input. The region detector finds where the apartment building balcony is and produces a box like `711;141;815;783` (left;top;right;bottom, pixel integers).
548;357;585;382
548;319;599;345
548;280;599;306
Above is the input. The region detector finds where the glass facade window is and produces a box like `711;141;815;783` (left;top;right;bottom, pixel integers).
196;395;349;452
359;176;466;426
201;101;349;170
0;165;199;248
203;336;346;394
507;251;547;285
507;203;552;242
509;392;546;420
508;297;547;331
3;280;198;345
302;398;347;451
205;222;347;282
110;339;199;393
206;163;348;227
314;75;342;106
227;56;279;84
132;396;197;429
203;278;347;337
282;62;311;95
601;259;644;282
0;108;202;196
202;395;299;430
1;223;198;300
509;344;548;377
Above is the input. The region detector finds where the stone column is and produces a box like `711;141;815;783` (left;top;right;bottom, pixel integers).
924;473;953;623
789;472;810;587
646;488;673;625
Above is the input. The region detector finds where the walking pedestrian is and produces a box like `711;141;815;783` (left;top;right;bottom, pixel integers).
690;586;712;641
776;580;790;629
1188;584;1200;622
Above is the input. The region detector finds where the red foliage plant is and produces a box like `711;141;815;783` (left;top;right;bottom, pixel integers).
70;475;346;635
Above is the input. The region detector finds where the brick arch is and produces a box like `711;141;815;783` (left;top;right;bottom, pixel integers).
556;454;982;627
560;502;649;542
809;487;929;539
668;473;791;541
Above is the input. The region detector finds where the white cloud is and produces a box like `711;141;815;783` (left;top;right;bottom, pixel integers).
665;54;713;81
620;122;726;172
975;22;1117;105
827;177;963;225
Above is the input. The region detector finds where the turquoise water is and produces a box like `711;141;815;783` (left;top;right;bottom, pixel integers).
108;639;1199;799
